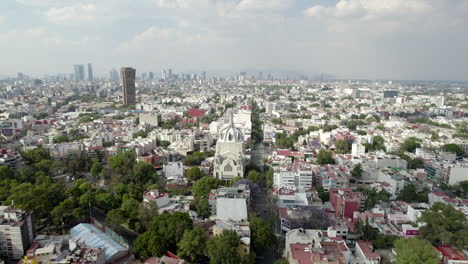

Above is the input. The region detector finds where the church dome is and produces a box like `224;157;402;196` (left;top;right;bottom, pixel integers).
218;111;244;143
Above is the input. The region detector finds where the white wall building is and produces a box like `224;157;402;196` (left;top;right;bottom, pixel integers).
352;143;366;156
0;206;35;260
448;166;468;186
213;112;246;181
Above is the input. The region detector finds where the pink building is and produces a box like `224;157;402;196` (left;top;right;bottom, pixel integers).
330;188;364;220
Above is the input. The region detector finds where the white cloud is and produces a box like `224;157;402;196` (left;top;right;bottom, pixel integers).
237;0;291;10
118;26;185;50
152;0;195;9
305;0;433;19
15;0;69;6
46;3;98;23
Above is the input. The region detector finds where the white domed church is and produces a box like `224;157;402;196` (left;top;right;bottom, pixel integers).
213;111;246;181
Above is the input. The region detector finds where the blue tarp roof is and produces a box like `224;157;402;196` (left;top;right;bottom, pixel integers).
70;223;127;261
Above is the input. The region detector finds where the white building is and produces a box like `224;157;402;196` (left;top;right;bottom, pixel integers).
352;143;366;156
143;190;170;209
163;161;184;178
213;112;246;181
216;198;248;222
273;160;314;190
0;206;35;260
448;166;468;186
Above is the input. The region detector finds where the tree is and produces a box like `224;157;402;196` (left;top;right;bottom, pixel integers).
108;151;136;177
105;209;126;232
335;140;349;154
372;234;399;249
265;167;274;188
250;216;274;252
418;202;468;247
356;130;367;136
355;218;378;241
207;230;241;264
21;147;51;165
95;192;118;211
393;238;440;264
246;170;261;184
148;212;193;249
0;165;16;180
134;231;168;259
271;118;283;125
186;166;204;181
358;188;390;210
192;176;221;197
233;179;261;197
316;150;335;165
90;160;103;178
132;161;158;193
397;183;428;203
373;136;386;151
458;180;468;196
351;164;362;179
177;226;208;262
183;152;208;166
193;198;211;219
317;186;329;202
7;180;65;219
408;158;425;169
399;137;421;153
443;144;464;156
137;201;158;232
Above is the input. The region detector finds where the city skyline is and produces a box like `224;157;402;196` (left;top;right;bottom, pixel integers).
1;0;468;80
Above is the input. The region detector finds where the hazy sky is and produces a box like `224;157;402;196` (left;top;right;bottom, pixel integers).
1;0;468;80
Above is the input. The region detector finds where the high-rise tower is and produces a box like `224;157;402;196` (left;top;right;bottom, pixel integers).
87;63;94;81
121;67;136;106
74;64;85;81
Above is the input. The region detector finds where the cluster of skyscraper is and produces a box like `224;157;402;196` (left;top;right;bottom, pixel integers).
73;63;93;82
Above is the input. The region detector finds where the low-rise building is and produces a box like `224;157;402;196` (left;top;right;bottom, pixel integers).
330;188;364;220
283;229;351;264
355;241;381;264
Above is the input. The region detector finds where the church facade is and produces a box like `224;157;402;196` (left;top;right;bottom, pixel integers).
213;112;246;181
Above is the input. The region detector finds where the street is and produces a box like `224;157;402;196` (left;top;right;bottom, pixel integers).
250;143;280;264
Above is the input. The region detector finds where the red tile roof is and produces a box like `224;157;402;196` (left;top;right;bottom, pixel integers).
356;241;380;260
438;246;468;260
188;108;205;118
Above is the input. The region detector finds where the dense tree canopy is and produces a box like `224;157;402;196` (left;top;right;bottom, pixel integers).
177;226;208;262
418;202;468;247
334;140;350;154
265;167;274;188
397;183;428;203
250;215;275;252
317;150;335;165
393;238;440;264
207;230;241;264
186;166;204;181
399;137;422;153
351;164;362;179
246;170;261;184
443;144;464;156
192;176;222;198
134;212;193;259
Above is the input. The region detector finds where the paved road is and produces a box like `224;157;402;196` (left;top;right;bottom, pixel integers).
250;143;280;264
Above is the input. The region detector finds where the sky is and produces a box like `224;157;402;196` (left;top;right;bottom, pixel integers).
1;0;468;80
